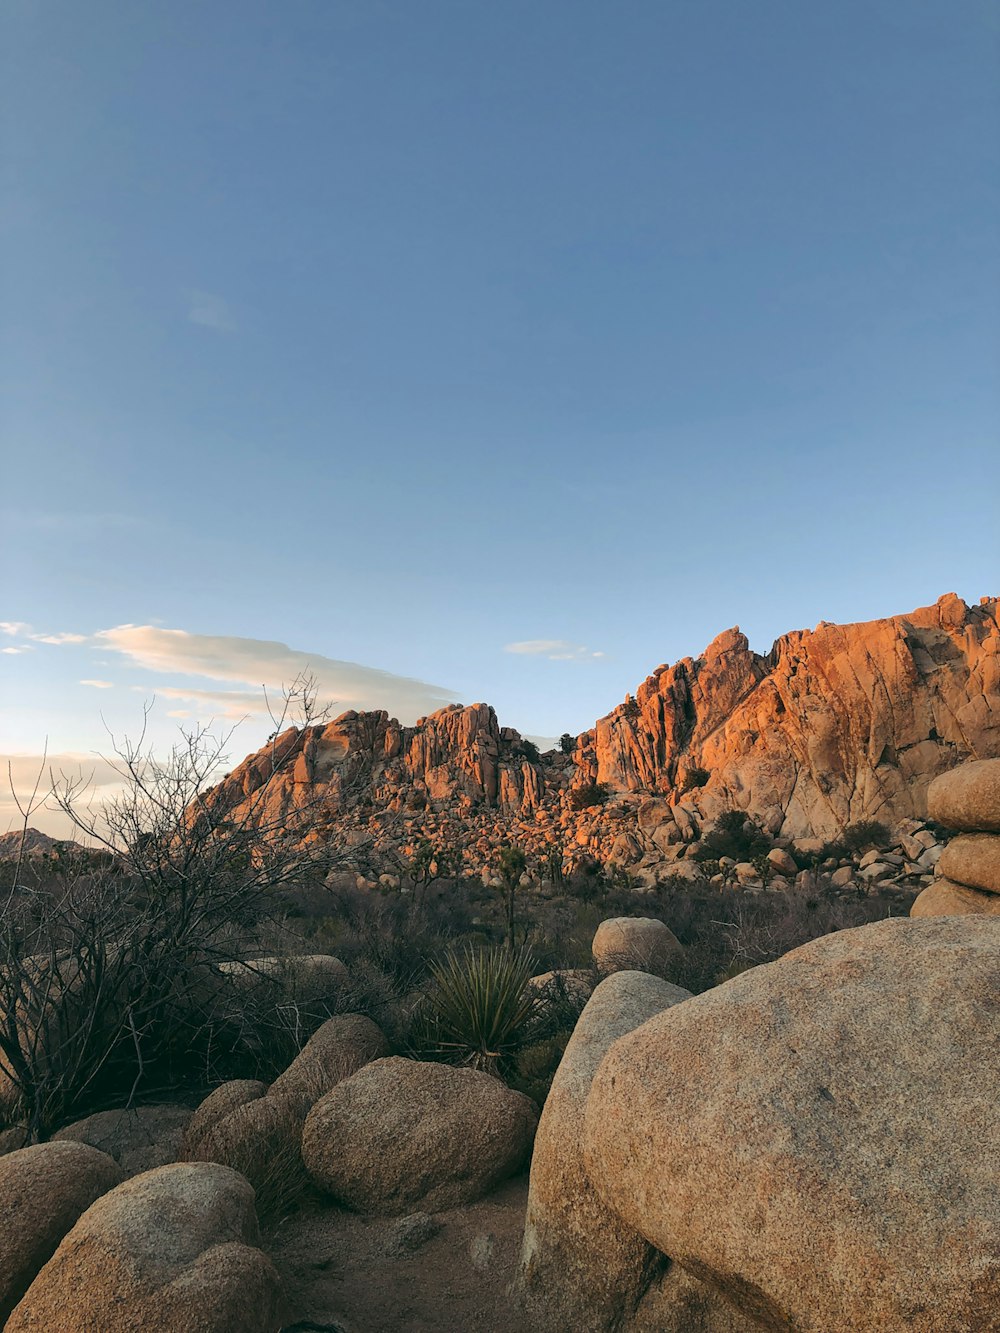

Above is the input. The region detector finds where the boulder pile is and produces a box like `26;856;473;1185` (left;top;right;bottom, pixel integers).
181;1013;389;1208
0;1141;124;1323
912;758;1000;917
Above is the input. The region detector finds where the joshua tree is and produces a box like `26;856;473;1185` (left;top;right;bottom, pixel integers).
498;846;528;948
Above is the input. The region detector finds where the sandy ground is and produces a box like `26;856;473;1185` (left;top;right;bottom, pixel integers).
267;1176;531;1333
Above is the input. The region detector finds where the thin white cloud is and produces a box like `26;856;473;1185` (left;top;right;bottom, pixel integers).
186;289;237;332
0;623;87;646
2;647;31;655
134;685;269;721
98;625;458;725
80;679;114;689
504;639;606;662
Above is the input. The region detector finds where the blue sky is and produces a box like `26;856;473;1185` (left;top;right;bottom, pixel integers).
2;1;998;830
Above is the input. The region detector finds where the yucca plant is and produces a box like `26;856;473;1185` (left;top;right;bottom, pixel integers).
411;944;538;1077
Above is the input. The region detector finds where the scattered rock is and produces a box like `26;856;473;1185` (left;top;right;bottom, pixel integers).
927;757;1000;832
584;917;1000;1332
381;1212;442;1258
526;969;595;1004
517;971;692;1333
592;918;684;982
217;954;349;989
53;1103;192;1177
302;1057;537;1215
0;1141;124;1324
765;847;797;876
7;1162;282;1332
469;1233;495;1273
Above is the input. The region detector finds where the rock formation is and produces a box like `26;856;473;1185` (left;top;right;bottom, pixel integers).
912;757;1000;917
196;594;998;883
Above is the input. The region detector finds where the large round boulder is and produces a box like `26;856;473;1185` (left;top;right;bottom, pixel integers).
7;1162;282;1332
517;971;692;1333
216;954;349;988
53;1104;192;1177
938;832;1000;894
0;1141;124;1323
184;1095;302;1187
592;918;684;983
584;917;1000;1332
927;758;1000;832
268;1012;388;1117
911;877;1000;918
182;1080;269;1158
302;1056;537;1214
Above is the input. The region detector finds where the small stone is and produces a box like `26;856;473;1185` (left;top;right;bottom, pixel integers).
766;847;797;876
469;1233;495;1272
382;1212;442;1257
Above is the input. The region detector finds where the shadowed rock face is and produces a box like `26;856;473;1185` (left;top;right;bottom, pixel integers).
199;594;999;870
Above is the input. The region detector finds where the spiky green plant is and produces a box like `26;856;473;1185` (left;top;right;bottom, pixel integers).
412;944;538;1076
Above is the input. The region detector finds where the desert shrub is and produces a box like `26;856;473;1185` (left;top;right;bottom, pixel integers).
558;733;575;755
409;944;537;1077
570;782;608;811
187;1099;310;1230
513;738;541;763
680;766;710;792
651;879;915;993
692;810;770;863
0;679;356;1141
817;819;892;862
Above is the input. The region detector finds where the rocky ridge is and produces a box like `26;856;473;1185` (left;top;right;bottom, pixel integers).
202;594;998;889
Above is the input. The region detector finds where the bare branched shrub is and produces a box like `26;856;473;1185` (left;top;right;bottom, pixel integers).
0;675;361;1141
